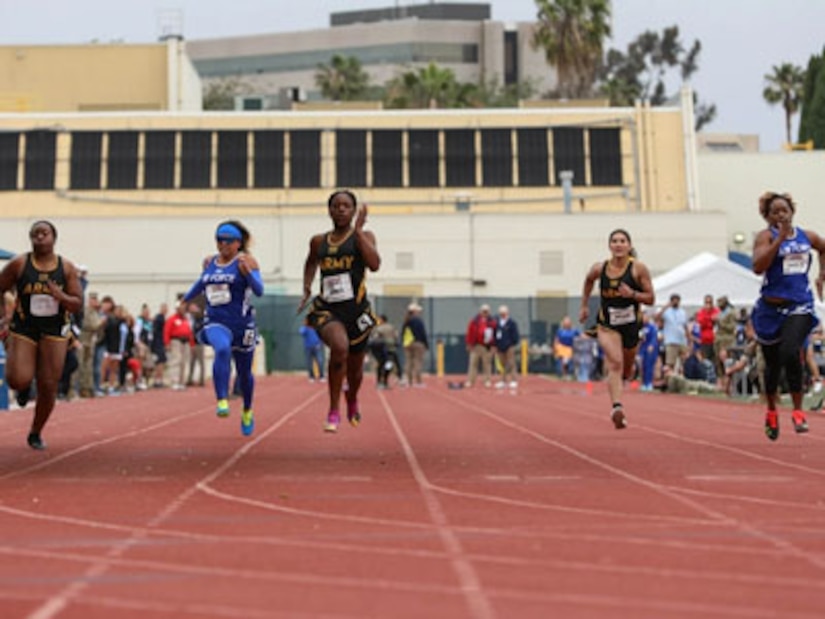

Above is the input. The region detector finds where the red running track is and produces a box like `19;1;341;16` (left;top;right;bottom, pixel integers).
0;375;824;619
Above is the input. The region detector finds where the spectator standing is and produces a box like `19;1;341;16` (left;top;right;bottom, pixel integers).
713;296;738;394
464;303;496;387
164;302;194;390
150;303;168;388
553;315;580;379
371;314;400;388
494;305;520;389
695;294;720;362
300;315;326;382
655;293;689;373
187;302;206;387
402;302;428;387
638;312;659;391
78;292;101;398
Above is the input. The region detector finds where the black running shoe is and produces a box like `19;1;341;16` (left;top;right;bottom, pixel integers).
27;433;46;450
16;386;32;408
764;411;779;441
792;410;809;434
611;406;627;429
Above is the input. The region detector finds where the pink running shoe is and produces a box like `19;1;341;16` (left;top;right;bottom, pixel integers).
324;410;341;433
347;400;361;427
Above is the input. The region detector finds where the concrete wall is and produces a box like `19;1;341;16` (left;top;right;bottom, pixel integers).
697;151;825;254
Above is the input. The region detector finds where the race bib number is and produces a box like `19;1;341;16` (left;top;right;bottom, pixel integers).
322;273;354;303
783;252;809;275
356;312;375;333
608;306;636;326
206;284;231;306
242;329;257;347
30;293;59;317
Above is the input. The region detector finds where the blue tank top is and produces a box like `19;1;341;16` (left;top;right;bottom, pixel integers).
200;256;255;330
759;227;813;304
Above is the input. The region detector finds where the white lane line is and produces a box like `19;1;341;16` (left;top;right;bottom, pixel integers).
378;392;496;619
25;383;316;619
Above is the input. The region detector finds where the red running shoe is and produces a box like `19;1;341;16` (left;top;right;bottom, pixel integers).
792;409;809;434
764;410;779;441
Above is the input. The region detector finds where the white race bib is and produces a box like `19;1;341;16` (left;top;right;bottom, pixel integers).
30;293;59;317
608;306;636;326
782;252;809;275
322;273;355;303
206;284;231;306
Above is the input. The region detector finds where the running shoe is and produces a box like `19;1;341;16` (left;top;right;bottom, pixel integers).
792;409;809;434
764;410;779;441
216;398;230;418
241;409;255;436
324;410;341;433
27;432;46;450
16;386;32;408
346;400;361;427
611;406;627;430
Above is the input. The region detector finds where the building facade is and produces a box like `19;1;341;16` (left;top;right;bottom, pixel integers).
0;38;202;113
187;3;554;107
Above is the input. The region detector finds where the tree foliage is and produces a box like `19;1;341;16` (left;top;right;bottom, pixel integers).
314;55;371;101
599;26;716;130
384;63;476;109
531;0;611;98
763;62;806;145
798;48;825;149
202;77;249;110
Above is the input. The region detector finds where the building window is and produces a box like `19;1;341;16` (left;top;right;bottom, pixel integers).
372;130;402;188
143;131;175;189
290;130;321;188
107;131;138;190
445;129;475;187
553;127;585;186
408;130;438;187
517;128;548;186
253;131;284;188
481;129;512;187
70;132;103;190
336;130;366;188
0;133;19;191
217;131;248;188
504;31;518;85
181;131;212;189
589;128;622;186
24;131;56;191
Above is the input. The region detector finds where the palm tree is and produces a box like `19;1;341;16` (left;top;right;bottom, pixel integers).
531;0;611;99
763;63;806;145
315;55;370;101
386;63;466;108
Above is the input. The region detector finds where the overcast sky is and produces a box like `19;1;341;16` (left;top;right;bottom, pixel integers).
2;0;823;151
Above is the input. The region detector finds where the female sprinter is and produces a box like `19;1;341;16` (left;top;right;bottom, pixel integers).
298;190;381;433
579;229;655;429
0;221;83;449
182;220;263;436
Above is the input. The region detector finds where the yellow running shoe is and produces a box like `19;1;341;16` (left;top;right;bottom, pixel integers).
216;399;230;418
241;409;254;436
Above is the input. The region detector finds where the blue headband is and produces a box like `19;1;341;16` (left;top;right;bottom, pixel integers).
216;223;242;241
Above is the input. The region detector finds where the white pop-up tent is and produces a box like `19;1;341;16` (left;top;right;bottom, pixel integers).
651;252;762;311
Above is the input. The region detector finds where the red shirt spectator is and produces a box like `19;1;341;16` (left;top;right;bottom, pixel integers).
163;307;194;347
695;294;719;346
466;305;496;348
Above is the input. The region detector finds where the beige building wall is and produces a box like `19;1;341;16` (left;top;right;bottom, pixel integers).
0;104;700;310
0;40;201;112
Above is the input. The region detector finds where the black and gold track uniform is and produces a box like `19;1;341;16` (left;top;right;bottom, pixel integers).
10;253;72;343
596;259;642;349
306;230;376;352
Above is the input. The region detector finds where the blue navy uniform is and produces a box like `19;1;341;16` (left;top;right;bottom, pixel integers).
751;226;818;345
187;256;258;351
